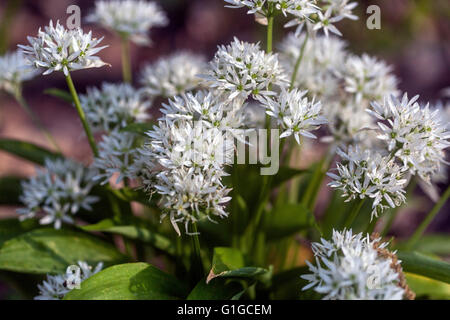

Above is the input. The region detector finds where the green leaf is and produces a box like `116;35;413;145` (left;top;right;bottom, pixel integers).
82;219;175;256
0;138;62;165
121;122;155;136
187;277;244;300
0;219;40;247
64;263;188;300
207;247;269;284
272;166;307;188
405;273;450;300
0;228;126;274
44;88;73;103
265;203;318;240
0;176;23;205
398;234;450;256
270;266;321;300
397;251;450;284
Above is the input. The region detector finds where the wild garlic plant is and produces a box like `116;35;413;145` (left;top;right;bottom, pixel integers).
0;0;448;301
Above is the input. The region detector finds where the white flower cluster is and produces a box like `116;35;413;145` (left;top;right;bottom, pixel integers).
140;52;207;97
86;0;168;45
17;159;99;229
18;20;109;76
134;92;241;235
302;229;406;300
93;131;140;185
202;37;287;100
35;261;103;300
0;50;39;95
279;32;399;147
344;54;398;104
79;82;151;133
257;88;327;144
327;146;407;218
368;94;450;183
225;1;358;37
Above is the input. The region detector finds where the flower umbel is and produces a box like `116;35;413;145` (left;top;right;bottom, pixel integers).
302;229;408;300
19;20;109;76
0;50;39;95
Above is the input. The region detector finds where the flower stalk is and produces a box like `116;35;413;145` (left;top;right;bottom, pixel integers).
65;72;99;157
120;37;132;83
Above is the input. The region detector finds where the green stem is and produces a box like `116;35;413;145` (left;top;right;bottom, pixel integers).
289;34;308;91
189;223;204;284
406;184;450;250
343;198;366;229
266;14;274;53
13;88;61;152
120;37;132;83
65;73;99;157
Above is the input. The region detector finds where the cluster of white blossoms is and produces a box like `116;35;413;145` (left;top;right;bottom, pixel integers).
93;131;140;185
79;82;151;133
86;0;168;45
0;50;39;95
17;159;99;229
368;94;450;183
202;37;287;100
343;54;399;104
18;20;109;76
257;88;327;144
302;229;409;300
133;92;241;235
327;146;407;218
279;32;399;147
35;261;103;300
140;52;207;97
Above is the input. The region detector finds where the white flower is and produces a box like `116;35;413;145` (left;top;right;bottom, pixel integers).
18;159;99;229
302;229;407;300
86;0;168;45
0;50;39;95
202;37;287;100
19;20;109;76
344;54;398;104
279;32;347;98
224;0;267;15
327;145;407;218
160;90;246;135
137;115;235;235
80;82;151;133
257;88;327;144
93;131;140;185
140;52;207;97
368;93;450;183
35;261;103;300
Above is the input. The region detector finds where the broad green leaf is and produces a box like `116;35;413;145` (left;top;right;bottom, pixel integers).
44;88;73;103
0;138;62;165
187;277;243;300
0;228;126;274
121;122;155;136
207;247;269;284
397;251;450;284
0;219;40;247
270;266;321;300
405;273;450;300
264;203;318;240
64;263;188;300
82;219;175;256
0;176;23;205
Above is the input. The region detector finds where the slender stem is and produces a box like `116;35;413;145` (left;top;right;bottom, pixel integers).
289;34;309;91
65;73;99;157
13;89;61;152
190;223;204;283
343;198;366;229
266;12;274;53
381;178;417;236
406;184;450;250
120;37;132;83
